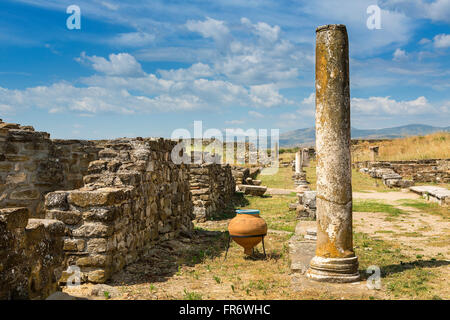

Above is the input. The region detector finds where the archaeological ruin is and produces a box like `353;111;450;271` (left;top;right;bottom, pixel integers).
0;119;248;299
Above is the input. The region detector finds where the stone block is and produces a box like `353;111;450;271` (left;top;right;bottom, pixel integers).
71;223;113;237
45;191;69;210
68;188;128;207
47;210;82;225
0;207;29;229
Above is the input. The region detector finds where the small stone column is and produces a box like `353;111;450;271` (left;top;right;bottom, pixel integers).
306;24;359;283
301;148;310;167
295;151;302;174
369;146;379;161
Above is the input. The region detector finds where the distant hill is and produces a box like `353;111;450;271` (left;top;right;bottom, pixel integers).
279;124;450;147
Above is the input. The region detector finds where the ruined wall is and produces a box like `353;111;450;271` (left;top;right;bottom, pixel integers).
230;166;260;185
1;120;239;296
44;138;193;284
0;120;99;218
190;163;235;221
353;159;450;183
0;207;65;300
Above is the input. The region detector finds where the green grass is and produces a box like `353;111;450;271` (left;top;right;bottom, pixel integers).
355;232;440;299
256;167;294;189
353;199;407;217
236;194;298;233
183;289;203;300
302;160;393;192
398;199;449;219
351;169;395;192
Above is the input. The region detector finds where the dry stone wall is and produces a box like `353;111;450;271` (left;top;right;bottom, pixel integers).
1;120;240;298
353;159;449;184
0;120;99;218
44;138;193;284
230;166;260;185
0;207;65;299
190;162;235;221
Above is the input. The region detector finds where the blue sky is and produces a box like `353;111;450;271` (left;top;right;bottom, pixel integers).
0;0;449;139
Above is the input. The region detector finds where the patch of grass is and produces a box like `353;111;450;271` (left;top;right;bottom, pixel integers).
303;160;393;192
398;199;449;219
355;232;441;299
183;289;203;300
374;230;395;234
304;161;316;190
426;235;450;247
256;167;294;189
236;194;298;232
351;169;395;192
398;232;421;237
353;199;406;217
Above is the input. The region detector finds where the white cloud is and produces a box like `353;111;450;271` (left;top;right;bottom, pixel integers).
158;63;214;81
241;17;280;43
351;96;438;115
249;84;292;108
225;119;245;125
418;38;431;45
381;0;450;23
433;34;450;48
78;52;144;76
423;0;450;23
0;103;14;115
110;32;155;47
393;48;407;61
0;48;295;116
186;17;230;46
248;110;264;118
184;17;303;86
100;1;119;11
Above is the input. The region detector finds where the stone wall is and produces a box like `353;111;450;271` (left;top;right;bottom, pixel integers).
0;207;65;299
190;162;235;221
0;120;99;218
353;159;450;184
1;120;240;297
230;166;260;185
44;138;193;284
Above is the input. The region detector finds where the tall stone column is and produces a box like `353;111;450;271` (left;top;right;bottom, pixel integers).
295;151;302;174
306;24;359;283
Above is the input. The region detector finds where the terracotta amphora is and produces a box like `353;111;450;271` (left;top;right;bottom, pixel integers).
228;209;268;255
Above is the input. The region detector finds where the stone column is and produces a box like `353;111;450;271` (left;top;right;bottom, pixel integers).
369;146;379;161
295;151;302;174
302;148;310;167
306;24;359;283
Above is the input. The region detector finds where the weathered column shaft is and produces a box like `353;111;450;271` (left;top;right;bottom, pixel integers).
295;151;302;173
306;24;359;283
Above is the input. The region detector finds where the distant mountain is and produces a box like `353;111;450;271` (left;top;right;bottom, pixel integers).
279;124;450;147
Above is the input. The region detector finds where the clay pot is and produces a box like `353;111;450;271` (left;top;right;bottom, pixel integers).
228;209;268;255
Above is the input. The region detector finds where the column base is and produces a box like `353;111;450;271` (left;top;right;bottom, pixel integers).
306;256;360;283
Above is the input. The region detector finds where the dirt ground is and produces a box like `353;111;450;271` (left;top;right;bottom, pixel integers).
62;189;449;300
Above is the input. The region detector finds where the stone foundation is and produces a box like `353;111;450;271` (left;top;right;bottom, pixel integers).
0;207;64;299
0;120;100;218
354;159;449;184
44;138;193;284
190;162;235;221
0;120;247;298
